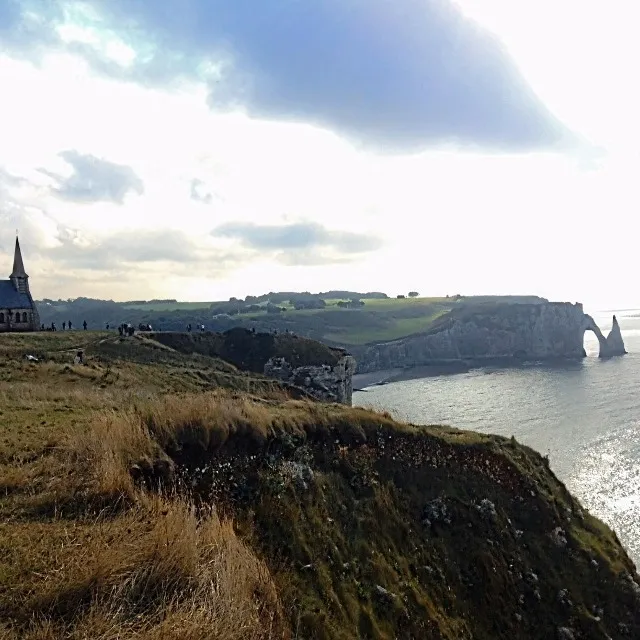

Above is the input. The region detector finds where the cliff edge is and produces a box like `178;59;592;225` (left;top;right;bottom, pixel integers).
357;302;626;373
1;334;638;640
122;396;640;639
150;328;356;404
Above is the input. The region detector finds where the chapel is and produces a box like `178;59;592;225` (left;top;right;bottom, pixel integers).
0;236;40;332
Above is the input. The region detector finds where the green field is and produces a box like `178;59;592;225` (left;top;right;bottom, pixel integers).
241;297;456;346
121;297;459;347
38;296;459;347
361;296;450;308
120;296;451;313
41;295;544;348
324;309;450;345
121;301;214;311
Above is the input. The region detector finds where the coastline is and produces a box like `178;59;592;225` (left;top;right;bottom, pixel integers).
352;356;595;391
352;369;404;390
353;362;473;389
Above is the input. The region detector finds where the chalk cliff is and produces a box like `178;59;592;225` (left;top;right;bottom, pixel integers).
357;302;626;373
150;328;357;403
264;354;357;404
604;314;627;357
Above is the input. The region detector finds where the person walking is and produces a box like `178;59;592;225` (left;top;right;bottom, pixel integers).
83;320;87;330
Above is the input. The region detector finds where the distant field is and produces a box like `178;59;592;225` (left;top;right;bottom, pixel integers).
37;296;460;347
361;296;451;308
121;301;214;311
121;296;451;313
119;297;456;346
324;309;449;345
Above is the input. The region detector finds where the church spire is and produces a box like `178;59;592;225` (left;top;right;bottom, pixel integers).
10;236;28;279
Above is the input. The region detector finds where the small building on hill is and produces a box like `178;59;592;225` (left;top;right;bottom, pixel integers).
0;237;40;332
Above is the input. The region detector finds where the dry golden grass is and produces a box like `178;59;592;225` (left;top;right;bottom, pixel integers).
1;496;286;639
0;334;410;640
66;389;402;502
3;333;640;639
0;337;398;640
136;391;400;446
70;409;155;500
0;338;300;639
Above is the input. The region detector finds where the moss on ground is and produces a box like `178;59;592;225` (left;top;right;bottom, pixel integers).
0;332;639;639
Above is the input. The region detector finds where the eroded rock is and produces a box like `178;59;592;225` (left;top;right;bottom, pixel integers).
603;314;627;357
264;354;357;404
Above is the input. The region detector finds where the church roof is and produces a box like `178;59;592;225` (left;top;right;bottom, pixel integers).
0;280;32;309
10;237;28;278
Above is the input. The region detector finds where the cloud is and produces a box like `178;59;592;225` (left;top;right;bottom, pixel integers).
212;221;382;265
40;150;144;204
4;0;570;152
0;168;249;293
70;0;570;152
190;178;213;204
31;224;246;279
0;167;27;190
0;169;52;240
45;226;203;270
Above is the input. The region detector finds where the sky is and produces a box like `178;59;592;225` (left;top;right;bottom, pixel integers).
0;0;638;309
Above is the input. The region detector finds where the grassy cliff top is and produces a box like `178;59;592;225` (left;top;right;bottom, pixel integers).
0;332;638;639
150;327;344;370
35;295;553;349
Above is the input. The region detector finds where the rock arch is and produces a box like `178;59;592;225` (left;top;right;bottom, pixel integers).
582;314;627;358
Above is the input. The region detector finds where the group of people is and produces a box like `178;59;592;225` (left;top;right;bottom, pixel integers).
118;323;136;337
42;321;215;333
42;320;88;331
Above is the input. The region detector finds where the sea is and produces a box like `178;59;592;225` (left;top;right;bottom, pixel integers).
353;310;640;567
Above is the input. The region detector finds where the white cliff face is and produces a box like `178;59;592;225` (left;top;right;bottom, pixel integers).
603;315;627;357
264;355;357;405
583;314;627;357
357;302;625;373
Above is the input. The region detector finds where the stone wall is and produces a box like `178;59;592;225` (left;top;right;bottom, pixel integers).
357;302;625;373
264;354;357;405
0;306;40;333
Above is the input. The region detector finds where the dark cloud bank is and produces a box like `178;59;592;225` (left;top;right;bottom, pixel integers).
4;0;571;152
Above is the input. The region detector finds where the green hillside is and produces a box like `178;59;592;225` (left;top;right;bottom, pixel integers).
0;331;638;639
36;295;549;350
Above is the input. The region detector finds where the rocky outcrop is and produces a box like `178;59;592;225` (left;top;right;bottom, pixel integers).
357;302;626;373
264;354;357;405
149;328;357;402
603;314;627;357
575;313;626;358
